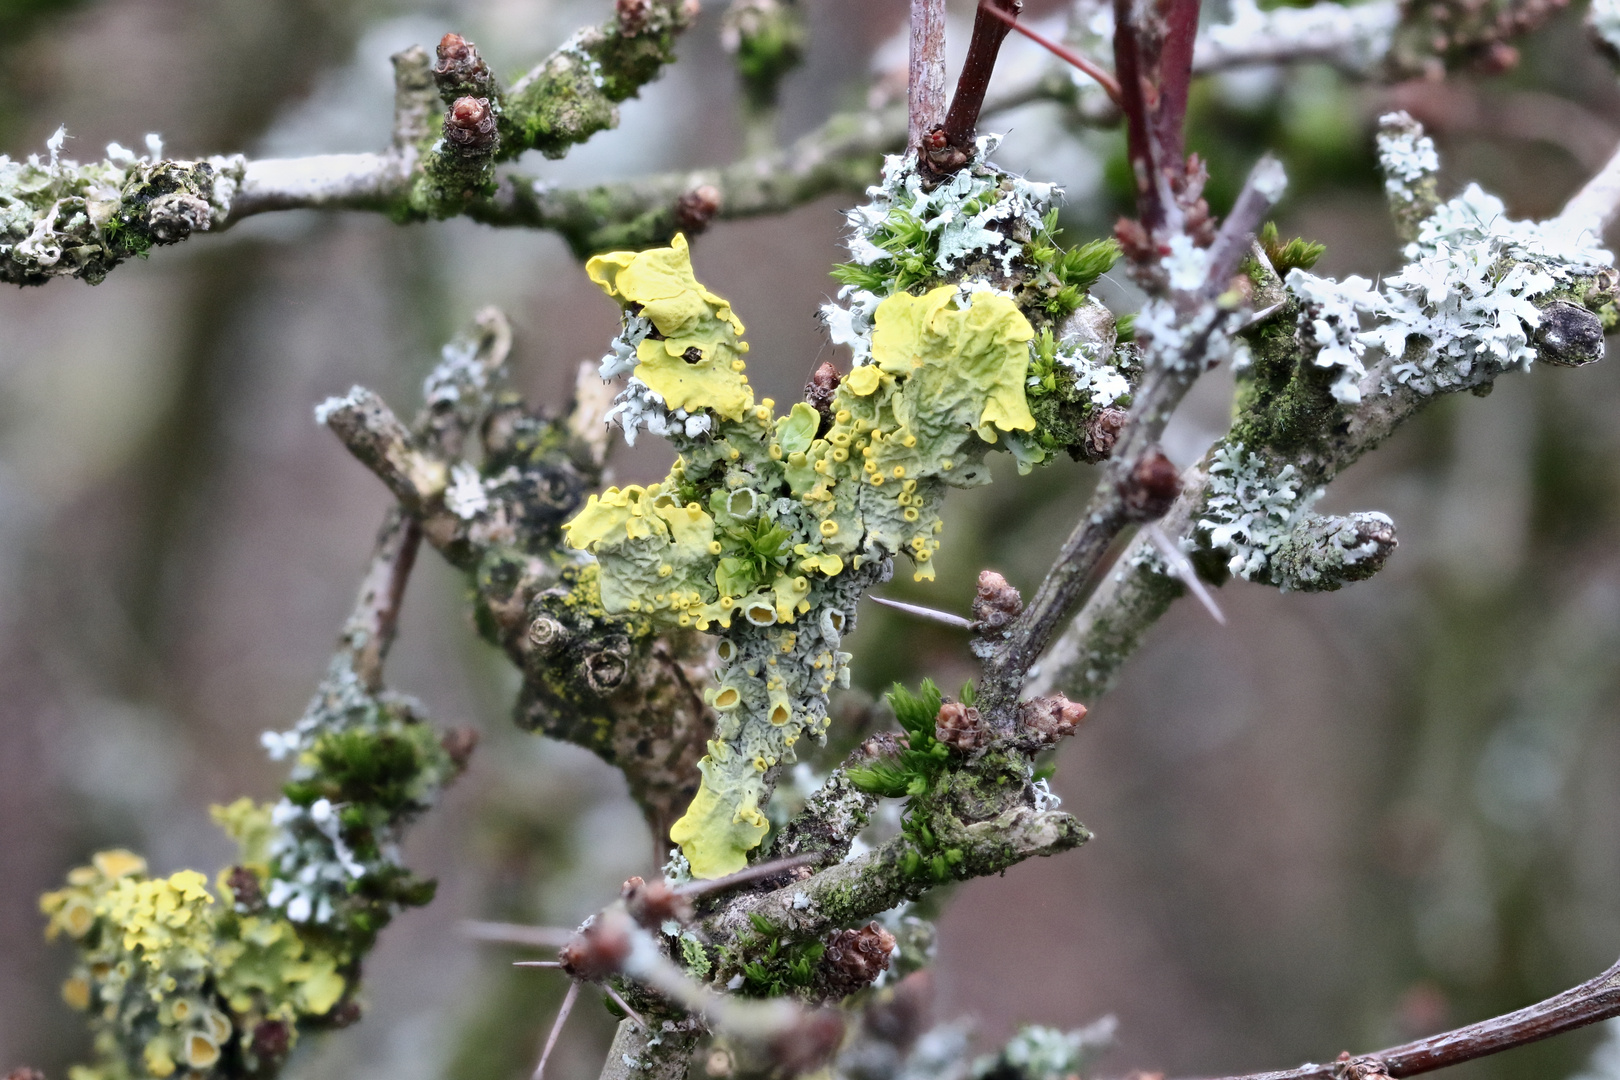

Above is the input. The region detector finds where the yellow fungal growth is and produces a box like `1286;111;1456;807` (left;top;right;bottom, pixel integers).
586;233;755;420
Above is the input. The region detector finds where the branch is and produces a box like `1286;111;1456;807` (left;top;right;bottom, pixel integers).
978;154;1285;717
908;0;948;151
1178;955;1620;1080
340;509;423;692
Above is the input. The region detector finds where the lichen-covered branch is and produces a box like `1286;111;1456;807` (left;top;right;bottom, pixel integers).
1033;115;1617;704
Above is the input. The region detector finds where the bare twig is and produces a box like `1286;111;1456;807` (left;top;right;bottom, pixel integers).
1179;955;1620;1080
977;1;1123;105
909;0;949;151
1555;138;1620;238
940;0;1024;155
340;509;423;691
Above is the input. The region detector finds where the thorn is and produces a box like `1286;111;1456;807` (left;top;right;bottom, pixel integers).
604;984;648;1029
463;920;577;948
514;960;564;968
976;1;1123;107
868;594;974;630
1236;302;1284;334
531;981;580;1080
674;852;819;897
1144;524;1226;625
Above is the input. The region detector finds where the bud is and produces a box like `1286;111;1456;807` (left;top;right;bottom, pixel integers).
821;922;896;997
559;917;633;982
621;876;693;929
441;727;479;771
444;96;497;153
674;184;723;234
225;866;263;912
934;701;988;754
972;569;1022;633
250;1020;290;1064
434;33;494;98
617;0;654;36
1082;406;1129;462
1017;694;1087;747
1120;450;1181;522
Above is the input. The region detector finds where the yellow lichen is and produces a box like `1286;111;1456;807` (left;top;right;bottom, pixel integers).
585;233;754;420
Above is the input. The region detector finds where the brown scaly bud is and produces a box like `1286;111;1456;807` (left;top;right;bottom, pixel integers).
806;361;842;436
250;1020;291;1064
1017;694;1087;748
1335;1053;1392;1079
768;1009;847;1074
858;730;908;761
821;922;897;998
225;866;263;912
559;917;633;981
1121;450;1181;522
444;96;498;154
1082;407;1129;462
972;569;1022;634
622;875;694;929
674;184;723;234
441;727;479;772
934;701;988;754
434;34;494;100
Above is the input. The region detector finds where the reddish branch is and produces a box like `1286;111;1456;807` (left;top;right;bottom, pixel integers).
922;0;1022;173
1113;0;1202;234
976;2;1122;107
1171;955;1620;1080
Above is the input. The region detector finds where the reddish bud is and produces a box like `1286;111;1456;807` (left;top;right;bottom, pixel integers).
441;727;479;771
434;34;494;99
617;0;654;35
444;96;498;152
7;1069;46;1080
674;184;722;234
972;569;1022;633
559;918;633;982
621;876;693;929
1121;450;1181;522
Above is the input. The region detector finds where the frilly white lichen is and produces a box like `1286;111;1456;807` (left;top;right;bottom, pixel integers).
1198;442;1312;580
1;127;244;285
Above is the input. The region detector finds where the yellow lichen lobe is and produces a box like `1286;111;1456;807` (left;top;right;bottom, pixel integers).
585;234;755;420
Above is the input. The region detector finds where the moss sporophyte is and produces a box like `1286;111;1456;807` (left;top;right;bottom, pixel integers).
564;224;1099;879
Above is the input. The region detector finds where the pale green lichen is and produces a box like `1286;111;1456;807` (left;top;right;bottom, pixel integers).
564;235;1040;877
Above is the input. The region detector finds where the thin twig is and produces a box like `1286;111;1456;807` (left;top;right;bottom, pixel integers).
514;960;565;968
941;0;1023;151
976;1;1122;105
1178;955;1620;1080
342;509;423;692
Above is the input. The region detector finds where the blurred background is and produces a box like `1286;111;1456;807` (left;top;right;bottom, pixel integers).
4;0;1620;1078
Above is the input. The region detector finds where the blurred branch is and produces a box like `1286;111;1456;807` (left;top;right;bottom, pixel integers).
1179;954;1620;1080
